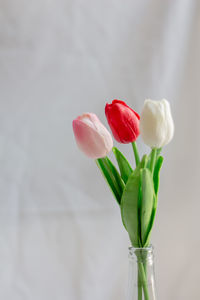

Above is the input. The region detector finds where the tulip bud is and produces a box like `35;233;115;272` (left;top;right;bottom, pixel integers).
140;99;174;148
105;100;140;143
72;113;113;159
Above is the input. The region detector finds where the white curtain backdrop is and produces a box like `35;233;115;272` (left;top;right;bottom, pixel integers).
0;0;199;299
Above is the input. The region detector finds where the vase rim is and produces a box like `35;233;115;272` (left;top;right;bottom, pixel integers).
128;244;154;252
128;244;154;261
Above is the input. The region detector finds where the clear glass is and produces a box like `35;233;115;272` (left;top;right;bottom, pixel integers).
126;245;157;300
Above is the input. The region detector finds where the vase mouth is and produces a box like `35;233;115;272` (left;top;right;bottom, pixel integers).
128;244;154;260
128;244;153;251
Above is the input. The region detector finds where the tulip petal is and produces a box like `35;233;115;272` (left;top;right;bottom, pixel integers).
111;100;140;120
140;99;174;148
72;113;113;159
105;100;140;144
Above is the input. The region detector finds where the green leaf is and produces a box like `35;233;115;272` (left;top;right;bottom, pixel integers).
120;171;141;247
106;157;125;194
153;156;164;195
144;195;157;247
156;148;162;157
146;154;151;169
144;156;164;244
96;157;125;205
138;183;143;248
147;148;162;169
140;168;155;247
120;155;149;246
134;154;148;176
112;147;133;183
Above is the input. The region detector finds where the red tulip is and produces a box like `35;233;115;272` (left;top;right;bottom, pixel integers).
105;100;140;143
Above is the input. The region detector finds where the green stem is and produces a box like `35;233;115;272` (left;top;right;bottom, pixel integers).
156;147;162;158
137;261;150;300
149;148;157;173
132;142;140;166
143;260;147;277
138;267;142;300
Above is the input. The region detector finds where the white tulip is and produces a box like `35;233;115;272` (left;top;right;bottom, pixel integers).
140;99;174;148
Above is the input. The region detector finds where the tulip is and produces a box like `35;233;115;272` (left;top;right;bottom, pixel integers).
105;100;140;144
72;113;113;159
140;99;174;148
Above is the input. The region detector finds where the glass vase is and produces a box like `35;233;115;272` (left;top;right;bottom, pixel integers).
126;245;157;300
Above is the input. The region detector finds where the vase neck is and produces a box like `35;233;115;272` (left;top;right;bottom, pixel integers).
126;245;157;300
129;245;154;263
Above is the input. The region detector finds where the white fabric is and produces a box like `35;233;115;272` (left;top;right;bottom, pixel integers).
0;0;199;299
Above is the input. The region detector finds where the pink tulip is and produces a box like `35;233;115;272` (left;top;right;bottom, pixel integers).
72;113;113;159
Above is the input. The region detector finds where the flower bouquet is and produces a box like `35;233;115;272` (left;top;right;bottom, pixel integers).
72;99;174;300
